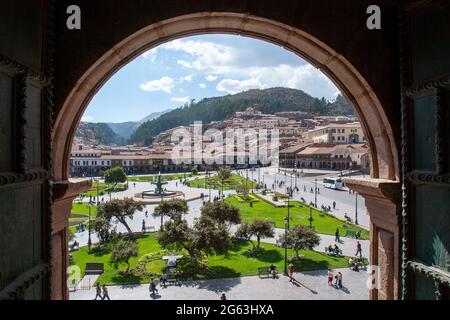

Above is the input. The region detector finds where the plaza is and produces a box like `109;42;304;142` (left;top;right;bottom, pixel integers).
69;167;371;300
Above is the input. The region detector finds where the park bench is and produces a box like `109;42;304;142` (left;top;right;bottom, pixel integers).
85;263;104;275
344;230;360;238
325;247;343;256
257;266;278;278
257;267;271;278
142;226;156;233
165;273;180;286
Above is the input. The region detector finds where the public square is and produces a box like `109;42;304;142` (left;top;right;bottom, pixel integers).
70;166;371;301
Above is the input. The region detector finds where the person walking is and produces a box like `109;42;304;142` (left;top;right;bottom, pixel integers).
356;241;362;258
327;270;334;286
149;279;159;296
288;262;295;282
102;284;110;300
335;228;340;242
94;283;102;300
333;201;336;210
337;272;343;288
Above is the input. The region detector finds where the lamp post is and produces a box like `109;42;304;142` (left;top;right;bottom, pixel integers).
88;204;92;254
314;178;317;208
355;192;359;225
251;168;254;193
283;215;289;276
309;206;313;229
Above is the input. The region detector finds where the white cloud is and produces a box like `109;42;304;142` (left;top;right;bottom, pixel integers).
159;37;340;100
180;74;194;82
171;96;190;104
163;39;235;74
205;75;218;82
81;115;94;122
140;76;174;93
142;48;157;62
216;64;338;100
179;88;184;93
216;78;266;94
199;83;207;89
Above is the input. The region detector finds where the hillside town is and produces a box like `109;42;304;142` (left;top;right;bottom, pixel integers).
70;106;369;177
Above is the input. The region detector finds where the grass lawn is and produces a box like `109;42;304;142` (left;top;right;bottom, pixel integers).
225;194;369;239
127;173;197;183
69;203;97;233
189;173;256;191
70;233;349;285
82;182;126;197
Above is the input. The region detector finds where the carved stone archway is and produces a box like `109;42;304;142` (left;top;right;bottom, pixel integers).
51;12;400;299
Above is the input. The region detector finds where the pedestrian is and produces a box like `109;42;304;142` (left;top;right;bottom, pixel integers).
356;241;362;258
149;279;159;296
335;228;340;242
160;273;168;287
142;219;146;233
102;284;110;300
94;283;102;300
337;272;343;288
333;201;336;210
145;210;148;218
220;293;227;300
289;262;295;282
327;270;334;286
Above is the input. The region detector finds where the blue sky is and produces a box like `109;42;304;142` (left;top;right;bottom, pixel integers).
83;34;341;123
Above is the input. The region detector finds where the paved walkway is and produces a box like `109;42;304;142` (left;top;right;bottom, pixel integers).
70;268;369;300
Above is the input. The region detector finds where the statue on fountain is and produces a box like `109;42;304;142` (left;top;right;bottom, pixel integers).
152;173;167;195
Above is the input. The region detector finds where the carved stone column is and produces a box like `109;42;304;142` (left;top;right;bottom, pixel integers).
344;178;401;300
51;179;91;300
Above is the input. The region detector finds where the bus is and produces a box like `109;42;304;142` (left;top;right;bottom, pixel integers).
323;177;344;190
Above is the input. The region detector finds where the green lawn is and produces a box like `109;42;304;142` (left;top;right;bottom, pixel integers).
225;194;369;239
69;203;97;233
189;173;257;190
82;182;126;197
127;173;197;183
70;233;349;285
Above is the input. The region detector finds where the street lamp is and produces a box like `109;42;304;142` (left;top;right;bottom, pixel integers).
88;204;92;254
314;178;317;208
355;192;359;225
283;215;289;276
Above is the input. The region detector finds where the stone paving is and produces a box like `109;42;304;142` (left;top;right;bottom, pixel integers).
70;268;369;300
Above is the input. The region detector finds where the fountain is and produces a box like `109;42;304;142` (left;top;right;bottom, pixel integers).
135;173;182;202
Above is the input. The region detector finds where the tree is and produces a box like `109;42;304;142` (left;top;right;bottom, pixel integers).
93;216;112;244
158;204;235;273
157;217;199;272
217;167;231;200
200;201;241;228
97;198;144;236
103;166;127;188
234;222;255;249
249;219;275;249
153;199;188;228
277;225;321;260
111;238;138;273
194;216;232;257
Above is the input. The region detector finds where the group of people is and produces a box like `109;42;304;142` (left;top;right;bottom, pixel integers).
327;270;343;288
94;283;110;300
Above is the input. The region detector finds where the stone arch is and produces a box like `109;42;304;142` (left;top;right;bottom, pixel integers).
52;12;399;182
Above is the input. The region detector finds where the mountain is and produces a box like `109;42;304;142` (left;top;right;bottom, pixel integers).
75;122;126;146
129;87;354;145
105;110;171;139
75;109;171;145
